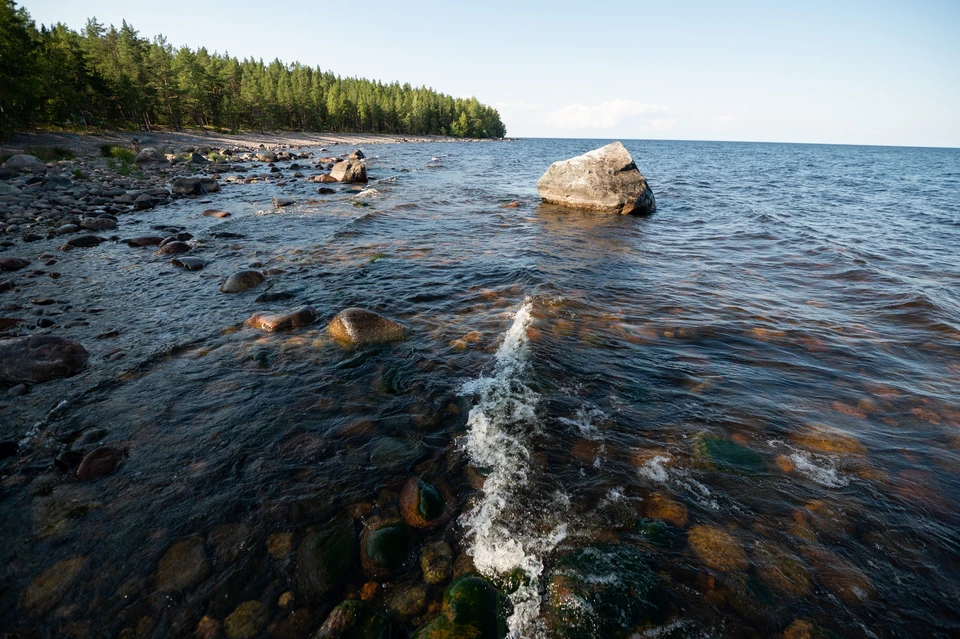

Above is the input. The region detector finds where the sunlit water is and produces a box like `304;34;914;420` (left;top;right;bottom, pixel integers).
2;139;959;637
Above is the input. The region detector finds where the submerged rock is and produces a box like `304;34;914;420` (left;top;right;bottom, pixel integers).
246;306;318;332
156;536;210;592
0;335;89;384
314;599;390;639
295;520;356;603
545;544;663;639
687;525;748;573
420;541;453;585
694;435;766;474
220;270;266;293
202;209;232;218
361;520;411;579
537;141;656;215
19;556;87;615
328;308;408;346
399;477;454;529
331;160;368;183
224;600;269;639
413;573;505;639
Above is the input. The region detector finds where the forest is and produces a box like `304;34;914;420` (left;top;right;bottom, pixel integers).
0;1;506;138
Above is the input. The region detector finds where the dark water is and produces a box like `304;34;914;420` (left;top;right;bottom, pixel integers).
1;139;959;638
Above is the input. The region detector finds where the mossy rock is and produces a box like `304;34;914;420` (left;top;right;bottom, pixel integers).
695;435;765;474
313;599;390;639
295;520;357;603
545;543;664;639
400;477;455;529
412;573;506;639
361;520;411;579
635;518;675;549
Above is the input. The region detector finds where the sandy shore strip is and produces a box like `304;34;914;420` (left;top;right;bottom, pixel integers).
2;129;490;157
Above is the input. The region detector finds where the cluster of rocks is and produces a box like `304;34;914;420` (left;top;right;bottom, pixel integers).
0;142;374;241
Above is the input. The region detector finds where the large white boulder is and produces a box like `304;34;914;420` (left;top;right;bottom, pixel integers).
536;141;656;215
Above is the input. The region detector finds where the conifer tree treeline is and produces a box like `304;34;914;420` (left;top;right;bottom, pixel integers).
0;2;506;138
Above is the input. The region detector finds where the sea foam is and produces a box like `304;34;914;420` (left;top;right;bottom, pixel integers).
460;299;565;637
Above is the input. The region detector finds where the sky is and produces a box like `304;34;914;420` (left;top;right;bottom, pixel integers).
19;0;960;147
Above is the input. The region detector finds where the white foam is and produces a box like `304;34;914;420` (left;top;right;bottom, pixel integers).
460;299;562;638
636;455;672;483
788;452;849;488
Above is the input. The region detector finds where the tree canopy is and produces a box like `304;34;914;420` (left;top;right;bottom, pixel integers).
0;2;506;138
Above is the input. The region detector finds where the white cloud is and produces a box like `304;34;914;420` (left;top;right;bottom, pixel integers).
544;99;672;130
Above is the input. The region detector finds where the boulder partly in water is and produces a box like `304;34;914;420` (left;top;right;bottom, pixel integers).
0;336;89;384
327;308;407;346
536;141;656;215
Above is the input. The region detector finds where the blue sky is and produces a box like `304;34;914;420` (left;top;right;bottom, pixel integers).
21;0;960;147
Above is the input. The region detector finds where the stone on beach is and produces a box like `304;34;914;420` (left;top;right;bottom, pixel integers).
536;141;656;215
2;154;47;173
327;308;408;346
134;147;169;167
315;599;390;639
361;520;411;579
413;574;505;639
0;335;89;384
202;209;231;218
331;160;368;183
221;270;266;293
246;306;318;332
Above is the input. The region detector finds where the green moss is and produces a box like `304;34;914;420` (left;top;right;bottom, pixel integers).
413;574;506;639
363;522;411;573
417;481;445;521
546;544;664;639
315;599;390;639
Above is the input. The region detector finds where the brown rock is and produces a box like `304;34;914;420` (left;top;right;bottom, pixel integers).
75;446;122;480
327;308;407;346
0;257;30;271
246;306;318;332
0;335;89;384
202;209;231;218
317;174;338;183
156;536;210;592
224;600;268;639
157;241;191;255
399;477;455;529
19;556;87;615
688;525;748;573
127;236;166;247
221;270;266;293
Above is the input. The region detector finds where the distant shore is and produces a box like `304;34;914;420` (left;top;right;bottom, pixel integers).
2;129;494;157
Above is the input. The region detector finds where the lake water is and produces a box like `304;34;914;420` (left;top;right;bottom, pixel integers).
2;138;959;638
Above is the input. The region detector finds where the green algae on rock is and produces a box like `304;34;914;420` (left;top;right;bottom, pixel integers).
694;435;766;474
295;520;356;603
400;477;455;529
361;520;412;579
545;544;664;639
313;599;391;639
413;573;506;639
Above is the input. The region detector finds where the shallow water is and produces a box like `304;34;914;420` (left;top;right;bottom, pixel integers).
1;139;959;638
